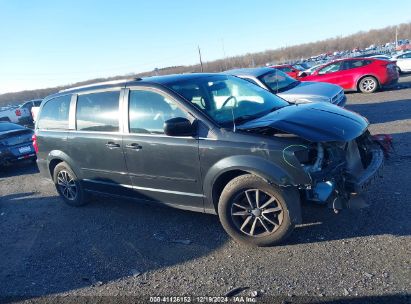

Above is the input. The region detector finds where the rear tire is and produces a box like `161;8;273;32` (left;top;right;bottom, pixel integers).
53;162;88;207
358;76;378;93
218;174;301;247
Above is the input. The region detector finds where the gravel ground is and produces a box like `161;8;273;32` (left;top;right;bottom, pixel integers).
1;76;410;304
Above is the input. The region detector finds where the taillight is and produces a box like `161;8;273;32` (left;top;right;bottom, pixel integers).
32;134;39;153
15;109;21;116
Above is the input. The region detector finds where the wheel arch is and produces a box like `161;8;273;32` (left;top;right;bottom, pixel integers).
47;150;81;180
203;155;305;213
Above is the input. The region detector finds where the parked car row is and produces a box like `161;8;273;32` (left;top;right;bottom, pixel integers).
300;58;399;93
31;73;388;247
0;99;42;127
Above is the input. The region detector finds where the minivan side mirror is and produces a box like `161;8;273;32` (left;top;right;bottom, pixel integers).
164;117;195;137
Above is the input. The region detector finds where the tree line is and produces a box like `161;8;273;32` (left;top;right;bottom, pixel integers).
1;22;410;106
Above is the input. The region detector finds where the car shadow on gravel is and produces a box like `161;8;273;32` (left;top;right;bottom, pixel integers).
346;99;411;125
0;192;228;301
0;161;39;179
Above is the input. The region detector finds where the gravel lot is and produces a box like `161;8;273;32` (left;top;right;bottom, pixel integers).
1;77;410;304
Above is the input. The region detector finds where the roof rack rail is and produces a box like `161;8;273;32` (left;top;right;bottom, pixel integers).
59;77;142;93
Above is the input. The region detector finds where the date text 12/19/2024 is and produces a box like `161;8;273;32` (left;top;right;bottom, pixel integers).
149;296;257;303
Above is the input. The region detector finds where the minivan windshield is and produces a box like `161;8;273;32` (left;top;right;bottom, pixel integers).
258;70;300;93
169;75;289;127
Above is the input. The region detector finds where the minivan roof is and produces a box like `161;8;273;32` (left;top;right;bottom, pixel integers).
44;73;229;101
58;73;223;93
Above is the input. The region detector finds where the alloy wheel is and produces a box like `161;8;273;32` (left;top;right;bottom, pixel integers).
360;78;377;92
231;189;283;237
57;170;77;200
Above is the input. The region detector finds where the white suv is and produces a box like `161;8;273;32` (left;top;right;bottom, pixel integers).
393;52;411;73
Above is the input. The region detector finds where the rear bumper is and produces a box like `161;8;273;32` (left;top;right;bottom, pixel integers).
346;147;384;193
382;77;399;89
0;152;36;166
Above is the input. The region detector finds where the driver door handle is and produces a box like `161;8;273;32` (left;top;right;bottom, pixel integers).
105;142;120;149
125;143;142;150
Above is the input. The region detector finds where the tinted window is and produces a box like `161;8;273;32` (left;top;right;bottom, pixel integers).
129;90;187;134
345;60;372;69
76;91;120;132
37;95;71;130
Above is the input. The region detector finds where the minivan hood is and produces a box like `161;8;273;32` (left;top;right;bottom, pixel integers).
277;81;341;102
238;103;368;142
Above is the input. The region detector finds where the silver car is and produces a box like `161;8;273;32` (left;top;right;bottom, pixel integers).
226;67;346;107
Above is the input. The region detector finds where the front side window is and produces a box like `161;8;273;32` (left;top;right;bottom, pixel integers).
318;62;342;74
129;90;187;134
169;75;289;127
76;91;120;132
37;95;71;130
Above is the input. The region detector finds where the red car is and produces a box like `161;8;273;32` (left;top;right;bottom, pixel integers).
270;64;303;79
300;58;398;93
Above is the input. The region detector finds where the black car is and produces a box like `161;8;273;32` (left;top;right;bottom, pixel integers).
34;74;384;246
0;122;36;167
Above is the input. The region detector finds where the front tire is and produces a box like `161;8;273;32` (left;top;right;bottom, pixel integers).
358;76;378;93
53;162;88;207
218;174;301;247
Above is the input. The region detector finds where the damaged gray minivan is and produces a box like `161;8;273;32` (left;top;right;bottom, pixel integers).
34;74;386;246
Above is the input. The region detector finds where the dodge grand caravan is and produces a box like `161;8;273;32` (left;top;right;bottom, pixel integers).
34;74;384;246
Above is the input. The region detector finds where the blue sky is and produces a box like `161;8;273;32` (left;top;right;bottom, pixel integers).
0;0;410;94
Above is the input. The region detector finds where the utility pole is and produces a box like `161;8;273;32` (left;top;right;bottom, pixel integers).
221;38;228;70
395;26;398;48
198;45;204;72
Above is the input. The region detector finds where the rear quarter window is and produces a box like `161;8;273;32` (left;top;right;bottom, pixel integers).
37;95;71;130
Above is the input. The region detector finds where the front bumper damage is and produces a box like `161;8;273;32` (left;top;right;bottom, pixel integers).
293;132;388;211
330;147;384;211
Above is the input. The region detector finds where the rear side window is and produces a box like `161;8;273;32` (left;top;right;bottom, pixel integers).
37;95;71;130
76;91;120;132
347;60;372;69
